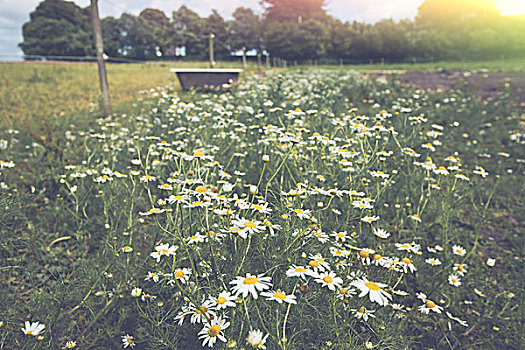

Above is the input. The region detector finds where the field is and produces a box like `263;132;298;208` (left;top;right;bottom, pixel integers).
0;60;523;349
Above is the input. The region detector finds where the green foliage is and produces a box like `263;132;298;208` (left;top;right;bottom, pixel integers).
19;0;94;57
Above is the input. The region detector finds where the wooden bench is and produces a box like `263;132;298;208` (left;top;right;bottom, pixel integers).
170;68;243;91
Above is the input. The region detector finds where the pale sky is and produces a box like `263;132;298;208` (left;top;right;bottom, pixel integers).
1;0;524;59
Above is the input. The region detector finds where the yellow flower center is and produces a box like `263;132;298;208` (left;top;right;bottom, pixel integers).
340;288;348;294
208;325;221;337
175;270;184;279
426;300;436;308
358;306;367;313
309;260;319;268
365;282;380;291
295;267;307;273
195;186;207;193
323;276;333;284
26;331;32;335
294;209;304;215
192;201;204;206
193;150;205;157
401;258;411;264
243;221;256;229
216;297;226;304
196;305;208;314
253;204;263;210
373;254;382;261
359;250;370;258
273;291;287;300
458;265;464;271
244;277;258;285
161;249;168;255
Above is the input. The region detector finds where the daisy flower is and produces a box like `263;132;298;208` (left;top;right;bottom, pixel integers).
434;166;449;175
308;254;330;272
21;321;45;336
150;243;177;262
188;300;217;324
210;291;236;310
172;267;192;284
336;287;356;301
314;271;344;291
251;202;272;214
408;214;422;222
452;245;466;256
121;334;136;348
395;242;421;254
198;317;230;348
425;258;442;266
400;257;416;273
292;208;311;220
332;231;349;242
246;329;269;349
261;290;297;304
231;217;265;238
418;300;443;314
286;265;311;279
358;249;375;265
453;263;468;276
361;215;379;224
122;246;133;253
352;306;376;321
229;273;272;299
352;278;392;306
448;274;461;287
372;227;390;239
140;175;156;182
352;200;373;210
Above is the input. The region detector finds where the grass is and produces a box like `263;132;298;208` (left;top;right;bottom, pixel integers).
2;57;523;128
0;60;259;127
0;60;523;349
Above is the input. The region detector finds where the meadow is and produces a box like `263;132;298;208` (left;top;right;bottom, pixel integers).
0;60;523;349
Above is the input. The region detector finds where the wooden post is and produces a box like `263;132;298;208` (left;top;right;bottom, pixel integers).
209;33;215;68
257;52;262;71
266;54;270;68
242;46;247;70
90;0;110;118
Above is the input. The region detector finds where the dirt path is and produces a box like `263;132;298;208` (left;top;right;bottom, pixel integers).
369;70;525;105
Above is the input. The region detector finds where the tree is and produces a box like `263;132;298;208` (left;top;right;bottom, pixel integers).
139;9;171;56
262;0;329;23
19;0;94;57
264;19;326;61
230;7;262;54
172;6;206;59
325;20;353;60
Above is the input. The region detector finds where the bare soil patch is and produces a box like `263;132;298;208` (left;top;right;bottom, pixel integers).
370;69;525;104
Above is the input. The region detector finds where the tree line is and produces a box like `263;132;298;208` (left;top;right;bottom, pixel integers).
20;0;525;63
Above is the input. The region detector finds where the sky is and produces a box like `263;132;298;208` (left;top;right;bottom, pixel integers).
1;0;524;59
